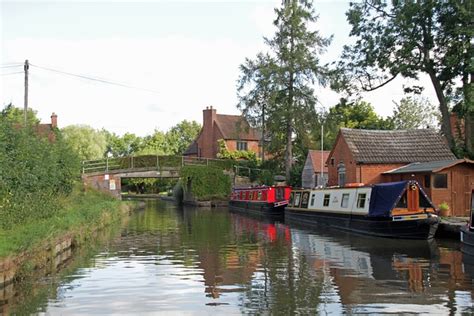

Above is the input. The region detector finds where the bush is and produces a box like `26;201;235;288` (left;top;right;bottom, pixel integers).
0;120;80;229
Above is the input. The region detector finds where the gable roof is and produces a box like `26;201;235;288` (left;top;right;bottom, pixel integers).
215;114;260;141
339;128;456;164
383;159;473;174
183;140;198;156
308;150;330;173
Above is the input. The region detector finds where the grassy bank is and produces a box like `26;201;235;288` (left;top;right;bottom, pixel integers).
0;188;127;259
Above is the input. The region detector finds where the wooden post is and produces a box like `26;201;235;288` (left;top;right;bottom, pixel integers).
24;60;29;126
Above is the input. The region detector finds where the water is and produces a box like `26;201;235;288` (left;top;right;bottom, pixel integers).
3;200;474;315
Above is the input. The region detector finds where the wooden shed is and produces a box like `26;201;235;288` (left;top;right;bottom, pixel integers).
301;150;329;188
383;159;474;217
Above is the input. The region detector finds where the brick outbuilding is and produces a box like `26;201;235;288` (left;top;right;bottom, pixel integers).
325;128;474;216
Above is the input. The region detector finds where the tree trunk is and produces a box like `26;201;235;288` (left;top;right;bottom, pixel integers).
427;70;456;151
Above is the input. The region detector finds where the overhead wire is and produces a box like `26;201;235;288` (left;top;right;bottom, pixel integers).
29;63;160;94
0;64;23;68
0;71;23;76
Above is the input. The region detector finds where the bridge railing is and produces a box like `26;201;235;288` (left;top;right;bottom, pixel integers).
82;155;236;174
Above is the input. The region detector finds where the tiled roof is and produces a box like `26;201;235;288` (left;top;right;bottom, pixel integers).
308;150;330;173
383;159;473;174
340;128;456;163
215;114;260;141
183;140;198;155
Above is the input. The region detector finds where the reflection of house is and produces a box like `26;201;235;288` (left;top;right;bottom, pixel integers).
184;107;261;159
326;128;474;216
301;150;329;188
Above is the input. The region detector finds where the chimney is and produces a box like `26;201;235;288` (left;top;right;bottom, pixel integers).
202;106;217;158
51;112;58;128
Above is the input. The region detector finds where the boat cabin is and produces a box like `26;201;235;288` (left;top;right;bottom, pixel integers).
289;181;436;218
231;186;291;204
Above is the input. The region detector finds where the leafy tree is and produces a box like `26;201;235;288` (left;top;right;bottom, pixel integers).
1;103;40;125
104;131;144;157
165;120;201;155
391;97;440;130
61;125;107;161
332;0;473;156
138;130;168;155
237;0;331;181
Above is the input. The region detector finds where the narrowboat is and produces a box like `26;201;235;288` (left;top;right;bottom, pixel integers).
285;180;439;239
229;185;292;215
460;190;474;256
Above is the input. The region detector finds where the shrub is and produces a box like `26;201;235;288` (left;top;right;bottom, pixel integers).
180;165;231;200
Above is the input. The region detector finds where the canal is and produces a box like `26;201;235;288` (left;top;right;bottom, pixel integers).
2;200;474;314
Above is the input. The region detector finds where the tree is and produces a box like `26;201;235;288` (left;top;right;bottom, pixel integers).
391;97;440;130
165;120;201;155
138;130;168;155
103;131;144;157
332;0;473;156
61;125;107;161
1;103;40;125
237;0;331;180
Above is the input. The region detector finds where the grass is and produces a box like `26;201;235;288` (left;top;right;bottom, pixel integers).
0;188;126;259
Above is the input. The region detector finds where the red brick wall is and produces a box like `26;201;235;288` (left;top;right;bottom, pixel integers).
359;163;406;184
225;140;259;153
327;135;356;186
198;107;217;158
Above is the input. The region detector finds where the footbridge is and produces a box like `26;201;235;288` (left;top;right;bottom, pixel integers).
81;155;259;198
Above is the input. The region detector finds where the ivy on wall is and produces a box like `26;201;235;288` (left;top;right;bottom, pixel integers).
180;165;231;200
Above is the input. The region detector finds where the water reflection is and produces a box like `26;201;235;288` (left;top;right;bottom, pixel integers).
2;200;474;315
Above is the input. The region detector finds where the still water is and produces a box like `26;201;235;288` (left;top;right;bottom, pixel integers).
3;200;474;315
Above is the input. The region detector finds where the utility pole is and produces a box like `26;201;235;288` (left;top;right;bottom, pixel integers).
261;102;265;163
24;59;29;126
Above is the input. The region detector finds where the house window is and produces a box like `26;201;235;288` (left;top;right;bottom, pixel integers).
338;162;346;187
237;141;248;151
424;175;431;188
433;174;447;188
341;193;350;208
323;194;330;207
357;193;367;208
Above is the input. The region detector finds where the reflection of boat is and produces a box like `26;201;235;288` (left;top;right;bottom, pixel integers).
460;190;474;256
286;181;439;239
229;186;291;216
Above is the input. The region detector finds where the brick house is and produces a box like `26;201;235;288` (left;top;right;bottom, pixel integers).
184;107;261;159
301;150;330;188
326;128;474;216
15;112;58;142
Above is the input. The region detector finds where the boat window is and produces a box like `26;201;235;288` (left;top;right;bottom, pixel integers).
424;175;431;188
357;193;367;208
258;191;262;200
470;192;474;229
301;192;309;208
294;192;301;208
323;194;330;207
433;174;448;189
276;188;283;200
341;193;350;208
262;190;267;201
396;193;407;208
289;192;294;207
310;193;316;206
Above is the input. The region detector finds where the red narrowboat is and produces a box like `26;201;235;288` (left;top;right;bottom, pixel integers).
229;185;292;214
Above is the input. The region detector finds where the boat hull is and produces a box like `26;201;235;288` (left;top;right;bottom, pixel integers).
285;209;439;240
461;226;474;256
229;200;287;216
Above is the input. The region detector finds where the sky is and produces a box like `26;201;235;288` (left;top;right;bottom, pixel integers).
0;0;437;136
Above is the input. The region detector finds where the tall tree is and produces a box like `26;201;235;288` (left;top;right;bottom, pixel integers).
332;0;473;156
237;0;331;180
165;120;201;155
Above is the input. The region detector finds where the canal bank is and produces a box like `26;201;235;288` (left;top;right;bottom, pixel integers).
0;189;139;289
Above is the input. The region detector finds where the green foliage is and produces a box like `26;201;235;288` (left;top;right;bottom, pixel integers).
237;0;331;180
180;165;231;200
1;103;40;125
260;170;275;186
103;130;144;157
391;97;440;130
332;0;473;153
216;139;258;161
0;113;80;229
165;120;201;155
61;125;107;160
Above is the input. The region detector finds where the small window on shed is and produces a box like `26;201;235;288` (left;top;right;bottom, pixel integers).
357;193;367;209
433;174;448;189
323;194;330;207
424;175;431;188
341;193;350;208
